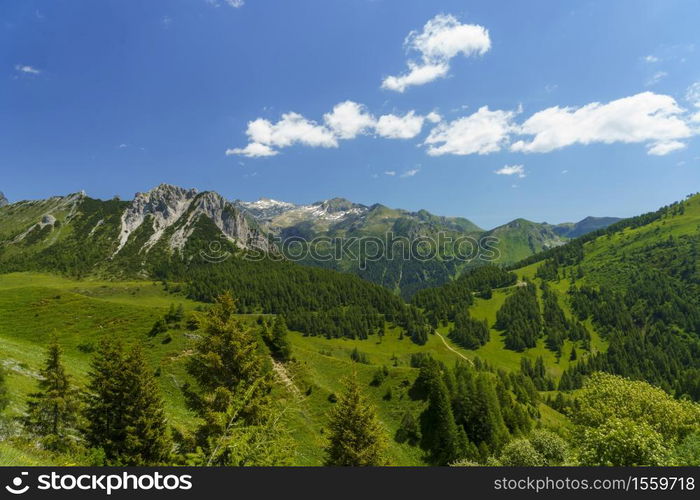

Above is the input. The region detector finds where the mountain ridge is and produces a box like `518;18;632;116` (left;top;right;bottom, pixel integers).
0;184;621;293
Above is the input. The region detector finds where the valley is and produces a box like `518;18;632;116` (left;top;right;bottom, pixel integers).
0;188;698;466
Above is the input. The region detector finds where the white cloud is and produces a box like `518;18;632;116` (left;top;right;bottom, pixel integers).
686;82;700;104
647;140;686;156
424;106;517;156
401;168;420;178
246;112;338;150
495;165;525;178
226;142;278;158
118;143;128;149
511;92;694;156
228;102;441;157
15;64;41;75
426;111;442;123
323;101;375;139
229;90;700;159
561;169;569;174
382;14;490;92
384;171;396;176
375;111;425;139
206;0;244;8
644;55;660;63
382;62;449;93
646;71;668;87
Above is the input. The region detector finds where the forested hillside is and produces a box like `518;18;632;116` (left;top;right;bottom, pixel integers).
0;193;699;467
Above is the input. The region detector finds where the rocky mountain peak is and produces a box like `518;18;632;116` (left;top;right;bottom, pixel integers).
238;197;297;220
112;185;271;257
0;191;8;207
313;197;365;214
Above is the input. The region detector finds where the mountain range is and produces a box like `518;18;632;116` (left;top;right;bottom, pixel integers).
0;185;698;467
0;184;620;294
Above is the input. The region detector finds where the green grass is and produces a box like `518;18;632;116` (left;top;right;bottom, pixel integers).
0;270;576;466
0;273;435;465
428;283;606;380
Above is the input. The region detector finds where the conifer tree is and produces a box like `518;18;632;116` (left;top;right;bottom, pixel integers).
84;337;123;457
325;375;387;466
184;293;285;465
84;338;171;465
120;344;171;465
23;337;81;452
570;346;578;361
419;362;467;465
269;316;292;362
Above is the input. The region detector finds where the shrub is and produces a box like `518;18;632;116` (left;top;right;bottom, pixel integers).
499;439;545;466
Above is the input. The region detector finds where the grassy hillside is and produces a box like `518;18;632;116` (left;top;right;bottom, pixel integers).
2;194;698;466
0;269;573;465
0;272;525;465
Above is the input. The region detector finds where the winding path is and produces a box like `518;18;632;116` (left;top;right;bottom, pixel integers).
435;331;474;366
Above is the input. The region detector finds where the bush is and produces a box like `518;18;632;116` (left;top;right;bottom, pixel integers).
148;319;168;337
382;388;392;401
394;410;420;446
349;348;369;364
370;366;389;387
673;432;700;466
578;417;668;466
499;439;545;466
529;429;568;465
77;342;95;353
409;352;432;368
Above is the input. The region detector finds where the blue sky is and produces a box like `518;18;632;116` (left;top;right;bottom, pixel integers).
2;0;699;228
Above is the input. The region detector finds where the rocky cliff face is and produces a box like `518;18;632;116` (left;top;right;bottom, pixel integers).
0;192;7;207
113;184;271;256
0;185;272;278
170;190;270;252
114;184;199;255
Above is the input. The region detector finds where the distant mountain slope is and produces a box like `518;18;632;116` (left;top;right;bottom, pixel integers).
0;185;620;294
484;218;567;264
238;196;617;295
410;192;700;401
552;216;622;238
0;184;270;277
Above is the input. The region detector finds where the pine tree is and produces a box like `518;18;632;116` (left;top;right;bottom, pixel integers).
120;344;171;465
184;293;282;464
458;373;510;453
84;338;171;465
84;337;123;458
23;338;81;452
269;316;292;362
419;362;467;465
325;375;387;466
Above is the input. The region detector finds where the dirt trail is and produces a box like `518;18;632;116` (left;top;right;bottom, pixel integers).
272;359;301;398
435;332;474;366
